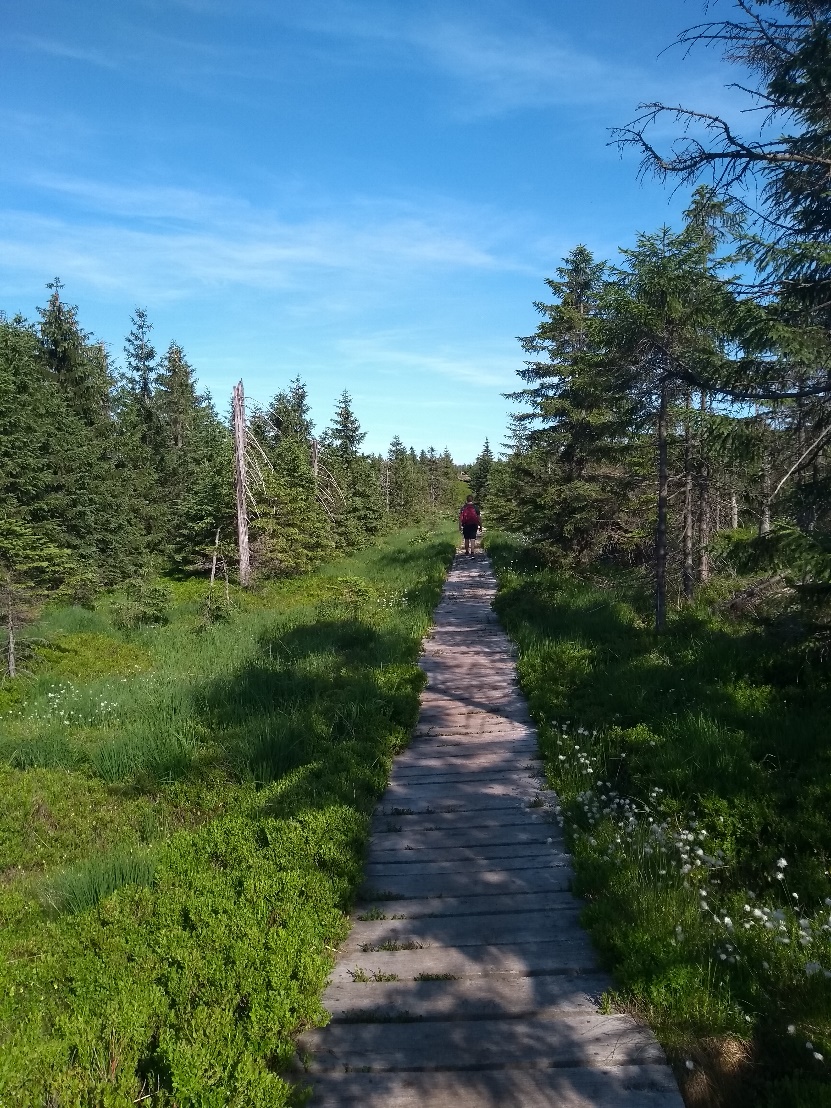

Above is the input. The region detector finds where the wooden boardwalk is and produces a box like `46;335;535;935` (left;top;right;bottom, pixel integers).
296;553;684;1107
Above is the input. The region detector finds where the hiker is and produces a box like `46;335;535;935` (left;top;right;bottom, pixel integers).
458;495;481;557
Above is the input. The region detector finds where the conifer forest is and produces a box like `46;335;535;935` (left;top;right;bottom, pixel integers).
1;1;831;1106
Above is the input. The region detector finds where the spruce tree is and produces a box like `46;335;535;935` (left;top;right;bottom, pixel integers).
508;246;642;560
321;392;384;547
123;308;157;430
155;342;233;566
469;440;494;508
38;280;110;425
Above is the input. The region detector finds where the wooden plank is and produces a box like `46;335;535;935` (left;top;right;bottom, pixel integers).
353;890;579;920
383;777;542;798
370;809;557;834
298;1013;663;1072
321;971;612;1022
365;853;570;878
391;750;541;770
358;864;574;901
341;908;585;953
374;799;553;820
413;724;536;738
327;939;596;983
296;1066;685;1107
387;771;544;790
370;832;561;855
368;842;558;864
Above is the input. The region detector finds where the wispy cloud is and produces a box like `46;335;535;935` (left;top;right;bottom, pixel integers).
13;34;121;70
10;2;739;121
336;333;516;391
287;1;738;120
0;176;527;304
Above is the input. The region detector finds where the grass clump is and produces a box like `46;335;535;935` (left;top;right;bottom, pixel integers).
0;525;456;1107
487;530;831;1107
38;849;156;916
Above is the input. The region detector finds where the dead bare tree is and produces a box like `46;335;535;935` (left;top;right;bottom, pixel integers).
232;381;251;586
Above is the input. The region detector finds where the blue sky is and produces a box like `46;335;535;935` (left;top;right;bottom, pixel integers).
1;0;746;460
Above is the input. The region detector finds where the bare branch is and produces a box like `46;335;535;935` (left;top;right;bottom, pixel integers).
770;421;831;499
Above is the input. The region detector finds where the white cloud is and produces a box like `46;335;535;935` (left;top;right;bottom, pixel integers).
11;2;743;122
13;35;121;70
286;2;741;121
0;177;526;304
336;333;516;391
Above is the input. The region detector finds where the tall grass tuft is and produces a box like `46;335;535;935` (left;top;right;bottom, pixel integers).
38;849;156;916
89;727;198;783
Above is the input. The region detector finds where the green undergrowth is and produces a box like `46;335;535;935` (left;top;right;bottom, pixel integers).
0;525;456;1107
487;531;831;1108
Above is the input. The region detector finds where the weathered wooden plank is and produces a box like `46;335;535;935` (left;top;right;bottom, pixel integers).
371;821;558;844
370;815;555;838
374;799;552;820
360;866;574;901
341;908;584;953
383;777;541;798
353;890;579;920
299;1013;663;1072
389;764;539;780
366;840;561;863
391;750;541;772
327;938;596;984
365;853;570;877
370;835;561;858
296;1066;685;1107
418;702;530;718
392;748;543;767
321;971;611;1022
413;724;536;738
387;772;545;792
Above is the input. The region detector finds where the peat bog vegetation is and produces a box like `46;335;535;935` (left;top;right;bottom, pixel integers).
487;532;831;1108
0;526;456;1106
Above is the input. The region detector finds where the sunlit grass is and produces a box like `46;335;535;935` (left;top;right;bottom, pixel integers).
0;523;456;1107
487;530;831;1106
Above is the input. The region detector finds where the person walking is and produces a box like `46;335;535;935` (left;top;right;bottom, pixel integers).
458;495;481;557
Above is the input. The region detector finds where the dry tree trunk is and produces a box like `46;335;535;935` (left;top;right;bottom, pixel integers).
209;528;220;588
232;381;251;586
760;447;772;536
682;389;694;601
697;390;710;584
655;382;669;631
6;587;15;679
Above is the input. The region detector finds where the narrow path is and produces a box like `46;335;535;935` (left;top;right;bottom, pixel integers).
296;552;684;1107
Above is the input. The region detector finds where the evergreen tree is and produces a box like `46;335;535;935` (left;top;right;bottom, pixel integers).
320;392;384;547
386;436;418;521
38;280;110;425
469;439;494;508
154;342;233;566
323;391;365;466
123;308;157;430
265;377;314;445
506;246;643;559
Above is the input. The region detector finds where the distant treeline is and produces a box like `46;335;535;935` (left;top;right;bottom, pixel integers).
0;285;460;606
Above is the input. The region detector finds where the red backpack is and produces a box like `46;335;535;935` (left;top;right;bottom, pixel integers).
460;503;479;526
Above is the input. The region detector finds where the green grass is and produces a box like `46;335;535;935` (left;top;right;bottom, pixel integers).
486;531;831;1108
0;525;456;1107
